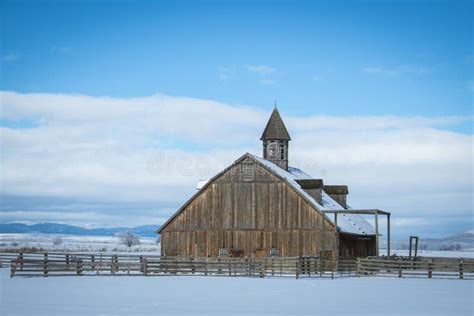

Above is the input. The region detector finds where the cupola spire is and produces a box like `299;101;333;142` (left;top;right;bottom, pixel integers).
261;107;291;170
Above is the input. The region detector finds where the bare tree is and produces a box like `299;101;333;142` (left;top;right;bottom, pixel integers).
52;236;63;246
118;231;140;247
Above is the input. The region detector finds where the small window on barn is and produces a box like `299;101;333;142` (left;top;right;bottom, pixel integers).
269;248;279;257
218;248;228;257
242;163;254;181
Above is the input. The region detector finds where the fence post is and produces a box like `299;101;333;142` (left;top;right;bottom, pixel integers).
296;257;300;279
97;253;102;275
66;253;70;269
356;258;361;277
19;252;23;271
428;259;433;278
259;259;265;278
331;258;334;280
111;256;115;275
91;254;95;271
398;262;402;278
143;258;148;276
44;253;48;277
77;259;83;275
459;259;464;279
10;260;16;278
308;258;311;278
321;257;326;277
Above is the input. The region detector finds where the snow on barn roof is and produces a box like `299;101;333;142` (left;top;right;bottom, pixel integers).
196;153;375;236
250;155;375;235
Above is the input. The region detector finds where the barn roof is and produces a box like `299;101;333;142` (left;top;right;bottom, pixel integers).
250;155;375;235
160;152;375;236
260;108;291;141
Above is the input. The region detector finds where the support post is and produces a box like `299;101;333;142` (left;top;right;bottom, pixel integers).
334;213;339;272
334;213;338;258
414;237;419;258
409;237;413;259
321;215;325;259
387;213;391;257
375;211;379;257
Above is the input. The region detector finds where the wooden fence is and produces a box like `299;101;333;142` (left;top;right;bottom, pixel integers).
5;252;473;279
6;252;356;278
357;257;474;279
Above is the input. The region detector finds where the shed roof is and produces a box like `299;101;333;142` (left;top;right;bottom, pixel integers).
260;108;291;141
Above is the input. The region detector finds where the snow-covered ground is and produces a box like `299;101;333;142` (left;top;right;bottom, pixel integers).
0;269;472;316
0;233;160;253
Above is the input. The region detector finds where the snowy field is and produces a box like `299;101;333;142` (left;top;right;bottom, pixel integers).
381;249;474;258
2;233;474;259
1;269;473;316
0;233;160;253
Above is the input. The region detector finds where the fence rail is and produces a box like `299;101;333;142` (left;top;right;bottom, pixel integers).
4;252;472;279
357;257;474;279
6;252;356;278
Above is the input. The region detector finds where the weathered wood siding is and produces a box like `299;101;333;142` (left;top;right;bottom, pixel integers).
160;158;335;257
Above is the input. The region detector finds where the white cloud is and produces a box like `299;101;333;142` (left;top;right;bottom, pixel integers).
363;65;431;77
246;64;276;75
0;91;472;236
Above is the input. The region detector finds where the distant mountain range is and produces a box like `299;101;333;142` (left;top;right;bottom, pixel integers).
0;223;160;237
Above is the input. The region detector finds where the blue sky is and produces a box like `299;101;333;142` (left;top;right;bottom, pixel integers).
2;0;472;117
1;0;473;239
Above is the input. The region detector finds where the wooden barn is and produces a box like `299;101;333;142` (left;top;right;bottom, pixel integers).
158;108;390;258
